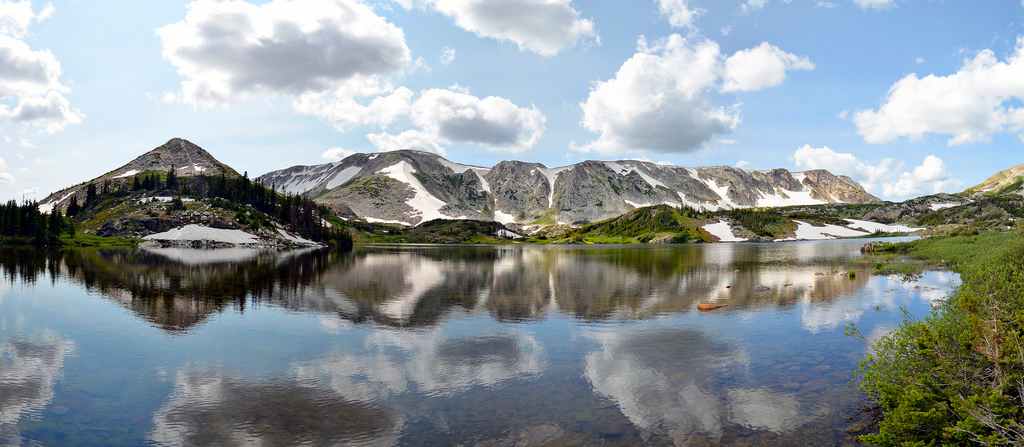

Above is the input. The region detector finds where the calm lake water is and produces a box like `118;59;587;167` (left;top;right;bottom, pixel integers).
0;240;959;446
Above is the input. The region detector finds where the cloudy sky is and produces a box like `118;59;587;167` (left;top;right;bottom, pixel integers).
1;0;1023;202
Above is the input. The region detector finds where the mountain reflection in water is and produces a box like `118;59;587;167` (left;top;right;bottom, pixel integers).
0;240;959;446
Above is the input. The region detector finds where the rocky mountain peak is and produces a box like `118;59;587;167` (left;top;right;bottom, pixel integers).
120;138;238;178
798;170;879;203
37;138;241;214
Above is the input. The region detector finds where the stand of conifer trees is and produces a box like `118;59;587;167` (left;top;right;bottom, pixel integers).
0;200;70;246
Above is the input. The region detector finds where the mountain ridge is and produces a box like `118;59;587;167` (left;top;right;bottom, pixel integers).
258;149;881;226
965;164;1024;197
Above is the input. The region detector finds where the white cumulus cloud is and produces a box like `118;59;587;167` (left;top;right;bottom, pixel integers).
656;0;700;29
322;147;357;161
394;0;597;57
0;0;53;38
411;87;545;151
440;46;456;65
854;0;894;10
293;77;414;130
368;87;546;154
578;34;811;155
793;144;960;199
0;3;81;133
855;37;1024;146
158;0;412;105
741;0;768;13
722;42;815;92
368;129;445;154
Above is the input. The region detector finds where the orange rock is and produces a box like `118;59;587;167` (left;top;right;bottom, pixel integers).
697;303;727;312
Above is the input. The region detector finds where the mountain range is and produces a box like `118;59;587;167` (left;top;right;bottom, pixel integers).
30;138;1023;246
257;149;879;226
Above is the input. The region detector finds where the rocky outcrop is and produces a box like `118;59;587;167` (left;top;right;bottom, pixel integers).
799;170;878;203
258;150;881;226
861;193;972;223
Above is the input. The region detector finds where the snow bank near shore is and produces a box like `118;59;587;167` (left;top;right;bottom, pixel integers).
703;220;747;242
781;221;869;241
144;225;260;245
843;219;923;234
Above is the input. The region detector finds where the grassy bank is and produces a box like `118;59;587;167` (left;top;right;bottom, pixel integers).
858;230;1024;445
58;233;138;248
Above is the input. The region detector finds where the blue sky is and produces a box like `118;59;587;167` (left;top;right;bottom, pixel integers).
1;0;1023;202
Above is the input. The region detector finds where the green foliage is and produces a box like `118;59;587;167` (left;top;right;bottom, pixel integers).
58;233;137;248
556;205;710;244
364;219;514;244
725;208;796;238
859;231;1024;445
0;200;71;247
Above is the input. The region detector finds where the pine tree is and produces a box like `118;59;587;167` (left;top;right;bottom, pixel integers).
85;183;98;207
67;196;80;217
167;166;179;191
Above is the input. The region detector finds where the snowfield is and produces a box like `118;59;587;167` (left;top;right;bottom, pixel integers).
113;170;140;179
37;192;75;215
782;221;869;241
144;225;260;245
143;225;321;247
493;210;518;225
928;202;962;211
537;166;570;207
843;219;923;234
494;228;524;240
703;220;747;242
755;189;826;208
379;161;450;224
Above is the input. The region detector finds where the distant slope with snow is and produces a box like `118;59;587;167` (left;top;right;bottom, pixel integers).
257;150;880;226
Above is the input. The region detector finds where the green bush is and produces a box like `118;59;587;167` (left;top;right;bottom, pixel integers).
860;231;1024;445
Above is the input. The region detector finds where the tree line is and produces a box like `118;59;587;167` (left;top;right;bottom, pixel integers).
0;200;72;246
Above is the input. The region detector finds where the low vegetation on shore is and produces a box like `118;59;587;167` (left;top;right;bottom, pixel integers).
857;229;1024;445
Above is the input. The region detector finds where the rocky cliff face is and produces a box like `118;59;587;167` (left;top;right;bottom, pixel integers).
38;138;239;214
259;150;880;226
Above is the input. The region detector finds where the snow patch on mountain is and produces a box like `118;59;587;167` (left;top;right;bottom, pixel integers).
38;192;75;214
494;209;517;225
379;161;449;224
704;180;738;210
756;189;825;208
537;166;569;207
114;170;139;179
928;203;961;211
604;161;670;190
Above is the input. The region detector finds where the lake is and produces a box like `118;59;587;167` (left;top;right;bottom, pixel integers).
0;240;959;446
